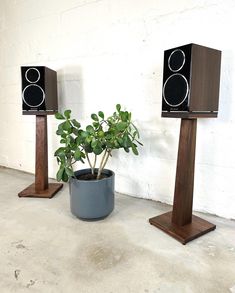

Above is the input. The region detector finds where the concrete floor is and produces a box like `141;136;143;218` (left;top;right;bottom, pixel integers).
0;167;235;293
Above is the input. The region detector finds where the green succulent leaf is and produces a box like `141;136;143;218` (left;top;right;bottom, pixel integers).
74;149;82;160
93;146;103;155
55;112;65;120
54;147;65;157
117;137;123;146
64;110;71;119
73;128;79;136
124;147;130;153
98;111;104;119
86;125;95;134
71;119;81;128
123;135;132;148
98;130;104;138
65;167;74;177
116;122;127;131
75;136;82;145
62;121;71;131
91;139;98;148
56;129;64;136
56;166;65;181
62;171;69;182
120;111;129;122
92;122;99;129
91;113;99;121
84;143;92;153
85;136;92;143
131;144;139;155
116;104;121;112
81;131;88;138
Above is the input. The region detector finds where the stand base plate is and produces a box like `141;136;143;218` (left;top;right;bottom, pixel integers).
18;183;63;199
149;211;216;245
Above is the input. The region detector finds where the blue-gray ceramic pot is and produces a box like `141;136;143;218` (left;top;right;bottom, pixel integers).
69;168;115;220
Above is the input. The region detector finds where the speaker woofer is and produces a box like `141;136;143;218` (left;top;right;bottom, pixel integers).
163;73;189;107
22;84;45;107
168;49;185;72
25;68;40;83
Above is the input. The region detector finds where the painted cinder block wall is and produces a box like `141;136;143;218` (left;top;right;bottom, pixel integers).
0;0;234;219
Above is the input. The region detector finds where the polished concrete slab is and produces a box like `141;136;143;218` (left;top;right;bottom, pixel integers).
0;167;235;293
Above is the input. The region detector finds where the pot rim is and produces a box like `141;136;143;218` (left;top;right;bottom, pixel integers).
71;168;115;183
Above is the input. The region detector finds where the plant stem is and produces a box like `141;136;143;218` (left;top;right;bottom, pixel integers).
101;150;111;170
97;149;107;179
85;152;93;174
92;155;97;174
97;149;111;179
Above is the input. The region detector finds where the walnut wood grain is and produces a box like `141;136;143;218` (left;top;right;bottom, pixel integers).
172;119;197;226
35;115;48;191
149;212;216;245
149;118;216;244
190;45;221;112
18;115;63;198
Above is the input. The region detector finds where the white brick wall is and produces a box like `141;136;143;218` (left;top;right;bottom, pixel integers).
0;0;235;219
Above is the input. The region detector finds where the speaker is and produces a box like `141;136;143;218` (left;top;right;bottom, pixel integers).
21;66;58;115
162;44;221;118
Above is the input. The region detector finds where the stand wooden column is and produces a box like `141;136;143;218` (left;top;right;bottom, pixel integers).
18;115;63;198
149;118;216;244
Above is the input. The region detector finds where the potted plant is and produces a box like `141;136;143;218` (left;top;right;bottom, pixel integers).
54;104;142;220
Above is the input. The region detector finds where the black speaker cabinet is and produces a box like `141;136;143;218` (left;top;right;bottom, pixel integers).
21;66;58;115
162;43;221;118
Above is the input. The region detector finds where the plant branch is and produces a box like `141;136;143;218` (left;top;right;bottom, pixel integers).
92;155;97;174
101;149;111;170
97;149;107;179
97;149;111;179
85;152;93;173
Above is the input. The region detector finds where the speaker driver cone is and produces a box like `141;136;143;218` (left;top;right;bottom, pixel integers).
25;68;40;83
168;49;185;72
22;84;45;107
163;73;189;107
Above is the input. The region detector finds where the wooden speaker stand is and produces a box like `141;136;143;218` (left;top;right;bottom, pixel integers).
18;115;63;198
149;118;216;244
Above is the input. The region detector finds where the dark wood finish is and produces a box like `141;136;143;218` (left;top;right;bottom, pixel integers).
18;183;63;199
190;45;221;112
149;118;216;244
172;119;196;226
162;112;217;118
45;66;58;112
149;212;216;245
18;115;63;198
35;115;48;191
23;110;57;115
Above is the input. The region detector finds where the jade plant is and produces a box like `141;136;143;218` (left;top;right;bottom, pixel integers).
54;104;142;182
